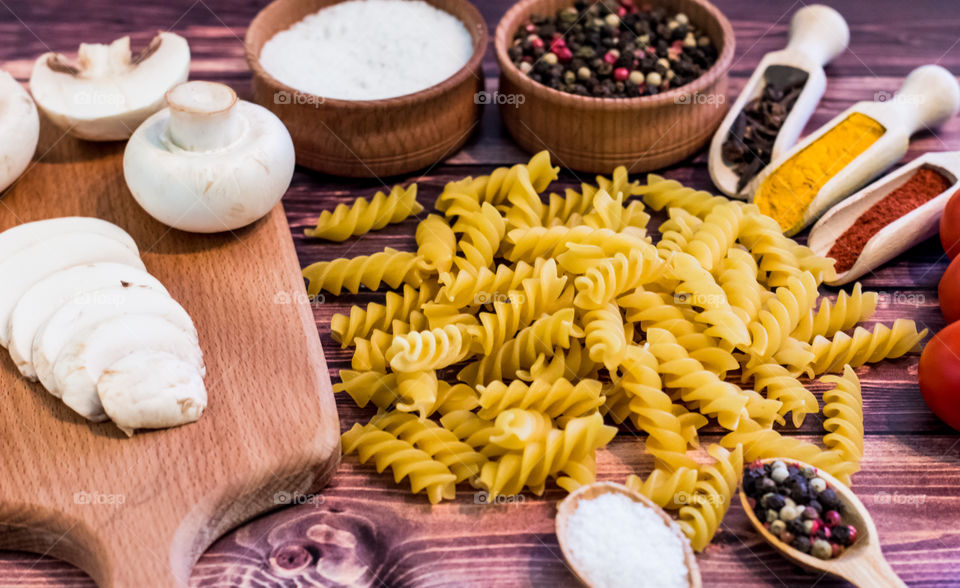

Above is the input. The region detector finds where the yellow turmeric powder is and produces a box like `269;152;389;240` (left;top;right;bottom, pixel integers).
754;112;886;232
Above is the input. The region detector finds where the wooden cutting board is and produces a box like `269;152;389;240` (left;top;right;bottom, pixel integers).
0;119;340;587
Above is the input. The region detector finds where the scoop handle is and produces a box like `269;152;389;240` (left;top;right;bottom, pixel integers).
784;4;849;67
889;64;960;133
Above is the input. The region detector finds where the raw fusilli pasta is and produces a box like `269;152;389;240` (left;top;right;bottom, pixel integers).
305;184;422;240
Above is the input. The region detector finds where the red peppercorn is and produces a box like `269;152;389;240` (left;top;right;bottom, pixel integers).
808;519;822;536
614;67;630;81
750;460;764;471
525;23;537;33
780;531;795;544
646;46;657;54
550;37;566;51
831;543;844;558
530;37;545;49
556;47;573;62
617;6;627;17
824;510;842;527
603;51;619;64
846;525;858;544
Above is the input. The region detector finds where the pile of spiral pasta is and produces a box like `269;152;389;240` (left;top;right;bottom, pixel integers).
302;152;925;552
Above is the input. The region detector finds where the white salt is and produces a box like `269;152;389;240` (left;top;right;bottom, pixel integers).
566;493;689;588
259;0;474;101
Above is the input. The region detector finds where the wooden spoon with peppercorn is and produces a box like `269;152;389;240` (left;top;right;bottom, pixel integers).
808;150;960;285
739;458;906;588
708;4;849;198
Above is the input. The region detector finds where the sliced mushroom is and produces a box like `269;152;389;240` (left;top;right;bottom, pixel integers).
29;32;190;141
98;350;206;436
33;285;198;397
0;216;138;260
123;81;295;232
0;70;39;193
53;314;204;421
0;232;145;348
8;262;167;379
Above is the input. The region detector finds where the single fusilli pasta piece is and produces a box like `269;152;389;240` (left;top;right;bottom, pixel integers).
637;174;728;218
303;247;430;296
388;324;473;372
574;249;663;309
476;377;604;419
438;259;540;308
684;201;744;272
821;365;864;474
451;202;507;270
676;444;743;551
627;465;699;510
305;184;423;241
341;423;457;503
582;302;630;371
416;213;457;274
808;319;927;375
792;283;879;342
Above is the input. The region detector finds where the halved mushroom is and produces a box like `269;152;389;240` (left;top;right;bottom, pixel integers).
0;216;138;260
29;32;190;141
53;314;204;421
124;81;295;232
33;285;198;397
0;70;39;193
98;350;207;436
0;232;145;348
8;262;167;379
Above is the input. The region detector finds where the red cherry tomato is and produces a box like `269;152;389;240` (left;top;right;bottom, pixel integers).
940;188;960;259
939;255;960;323
919;321;960;431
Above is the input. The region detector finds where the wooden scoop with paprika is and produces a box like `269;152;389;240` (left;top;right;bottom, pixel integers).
808;150;960;285
749;65;960;237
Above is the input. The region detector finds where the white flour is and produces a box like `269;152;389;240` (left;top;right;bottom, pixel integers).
259;0;473;101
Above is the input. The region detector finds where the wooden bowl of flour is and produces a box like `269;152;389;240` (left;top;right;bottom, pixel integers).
246;0;487;177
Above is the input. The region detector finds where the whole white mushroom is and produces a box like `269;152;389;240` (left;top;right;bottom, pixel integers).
123;81;296;233
0;70;39;192
29;32;190;141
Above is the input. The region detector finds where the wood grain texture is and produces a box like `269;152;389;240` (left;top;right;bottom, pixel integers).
2;0;960;586
0;116;340;585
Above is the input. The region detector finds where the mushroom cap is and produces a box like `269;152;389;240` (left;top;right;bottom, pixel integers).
53;314;204;421
29;32;190;141
33;284;199;397
98;350;207;436
123;97;295;233
0;231;145;349
8;262;167;379
0;70;39;192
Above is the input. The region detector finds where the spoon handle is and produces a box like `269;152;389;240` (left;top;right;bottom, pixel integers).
885;65;960;135
837;550;907;588
784;4;849;67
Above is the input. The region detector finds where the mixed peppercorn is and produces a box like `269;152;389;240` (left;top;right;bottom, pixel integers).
743;460;858;560
508;0;719;98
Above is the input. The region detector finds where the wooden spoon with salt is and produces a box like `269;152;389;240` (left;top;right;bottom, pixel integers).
708;4;849;198
556;481;702;588
808;150;960;285
739;459;905;588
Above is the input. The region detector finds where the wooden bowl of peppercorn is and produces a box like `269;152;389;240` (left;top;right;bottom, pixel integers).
245;0;488;177
495;0;735;173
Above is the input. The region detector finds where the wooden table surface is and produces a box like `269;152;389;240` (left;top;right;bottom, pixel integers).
2;0;960;586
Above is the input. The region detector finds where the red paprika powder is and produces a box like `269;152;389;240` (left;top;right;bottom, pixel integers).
828;166;952;273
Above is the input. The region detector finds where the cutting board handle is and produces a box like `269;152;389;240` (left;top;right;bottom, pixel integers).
784;4;849;67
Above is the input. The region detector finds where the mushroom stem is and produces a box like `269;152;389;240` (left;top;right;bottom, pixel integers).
165;81;242;152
